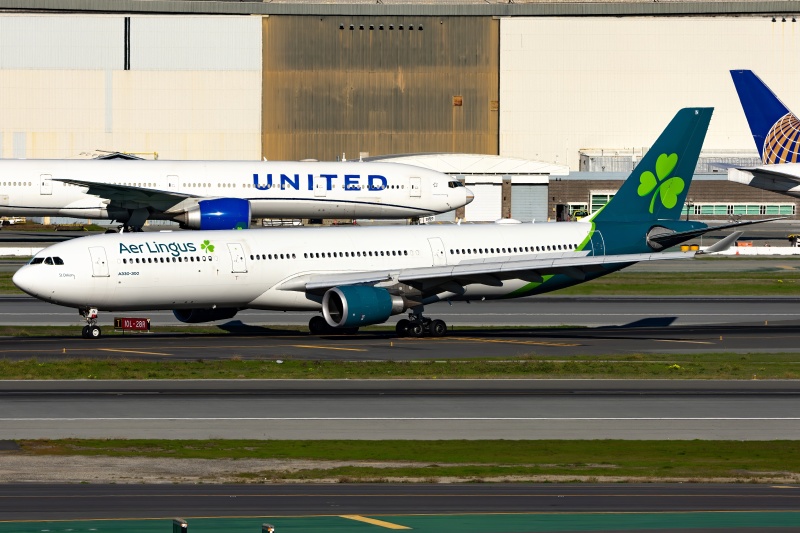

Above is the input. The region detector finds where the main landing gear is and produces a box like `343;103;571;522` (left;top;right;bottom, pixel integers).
395;312;447;338
80;307;102;339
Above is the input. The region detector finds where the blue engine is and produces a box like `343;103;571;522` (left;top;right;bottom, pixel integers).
178;198;251;230
173;308;238;324
322;286;405;328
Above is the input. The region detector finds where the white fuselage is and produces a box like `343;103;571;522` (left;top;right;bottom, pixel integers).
0;159;470;220
14;221;594;313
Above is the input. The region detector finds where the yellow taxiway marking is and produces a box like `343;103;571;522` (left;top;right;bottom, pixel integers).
97;348;174;356
290;344;367;352
653;339;715;345
340;515;411;529
441;337;580;347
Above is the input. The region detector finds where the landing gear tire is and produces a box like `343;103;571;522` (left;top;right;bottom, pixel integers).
408;323;425;338
81;325;101;339
431;319;447;337
395;319;411;337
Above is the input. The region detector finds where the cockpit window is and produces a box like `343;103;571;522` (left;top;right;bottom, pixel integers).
448;181;465;188
30;256;64;265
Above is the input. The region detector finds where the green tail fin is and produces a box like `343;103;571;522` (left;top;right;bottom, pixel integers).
590;107;713;223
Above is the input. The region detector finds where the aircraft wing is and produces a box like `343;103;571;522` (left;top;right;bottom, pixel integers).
52;178;201;211
737;166;800;183
278;250;694;295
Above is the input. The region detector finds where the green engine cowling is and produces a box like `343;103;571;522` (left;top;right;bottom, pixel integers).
322;286;406;328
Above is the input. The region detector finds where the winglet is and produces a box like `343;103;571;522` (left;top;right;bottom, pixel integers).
730;70;798;163
698;231;743;255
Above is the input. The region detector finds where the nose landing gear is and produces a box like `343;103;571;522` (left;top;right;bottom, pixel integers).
80;307;102;339
395;312;447;338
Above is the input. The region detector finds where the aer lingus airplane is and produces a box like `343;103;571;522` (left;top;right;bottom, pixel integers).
14;107;756;339
0;159;472;230
729;69;800;196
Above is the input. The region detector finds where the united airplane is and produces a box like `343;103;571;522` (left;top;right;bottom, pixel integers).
14;108;756;339
729;69;800;196
0;159;472;230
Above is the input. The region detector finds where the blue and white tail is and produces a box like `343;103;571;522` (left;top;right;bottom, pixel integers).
730;70;800;164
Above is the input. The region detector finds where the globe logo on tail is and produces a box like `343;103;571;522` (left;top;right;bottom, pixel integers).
763;113;800;164
637;153;685;214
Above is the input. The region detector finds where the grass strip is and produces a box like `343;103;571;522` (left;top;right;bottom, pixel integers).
16;439;800;482
555;271;800;295
0;354;798;379
3;271;800;297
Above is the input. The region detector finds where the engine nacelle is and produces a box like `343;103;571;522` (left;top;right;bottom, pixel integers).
322;286;406;328
173;308;238;324
177;198;251;230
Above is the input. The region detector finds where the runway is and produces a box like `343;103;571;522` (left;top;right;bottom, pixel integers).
0;379;798;440
4;294;800;329
2;319;800;360
1;483;799;521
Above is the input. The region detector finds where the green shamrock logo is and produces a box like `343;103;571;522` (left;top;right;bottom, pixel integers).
200;240;215;253
637;153;685;214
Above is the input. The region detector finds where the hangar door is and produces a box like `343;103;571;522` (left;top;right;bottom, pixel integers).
464;182;501;222
511;183;548;222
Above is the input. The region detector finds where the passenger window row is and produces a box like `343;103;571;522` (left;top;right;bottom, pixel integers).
251;253;298;260
121;256;211;264
303;250;410;259
2;181;32;186
450;243;577;255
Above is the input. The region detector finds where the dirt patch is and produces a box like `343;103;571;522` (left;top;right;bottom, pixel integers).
1;455;800;484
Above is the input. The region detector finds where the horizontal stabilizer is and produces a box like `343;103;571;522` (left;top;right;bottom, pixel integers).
648;218;784;250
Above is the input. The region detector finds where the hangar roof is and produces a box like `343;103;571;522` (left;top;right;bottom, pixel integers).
0;0;793;17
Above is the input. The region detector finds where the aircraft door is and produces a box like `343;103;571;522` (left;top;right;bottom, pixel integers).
227;243;248;273
88;247;110;277
589;230;606;256
409;177;422;198
167;175;180;191
428;237;446;266
40;174;52;195
314;176;327;197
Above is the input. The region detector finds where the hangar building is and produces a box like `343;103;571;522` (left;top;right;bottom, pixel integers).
0;1;798;221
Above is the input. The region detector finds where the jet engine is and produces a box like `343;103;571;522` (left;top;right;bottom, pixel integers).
176;198;251;230
322;286;406;328
173;308;238;324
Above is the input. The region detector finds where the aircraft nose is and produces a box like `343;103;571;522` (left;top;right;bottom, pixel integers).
12;266;40;298
465;187;475;205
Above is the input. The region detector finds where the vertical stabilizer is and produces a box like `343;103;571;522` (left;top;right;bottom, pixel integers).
590;107;712;223
730;70;797;163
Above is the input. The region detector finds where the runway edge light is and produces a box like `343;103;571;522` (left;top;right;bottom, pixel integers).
263;524;276;533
